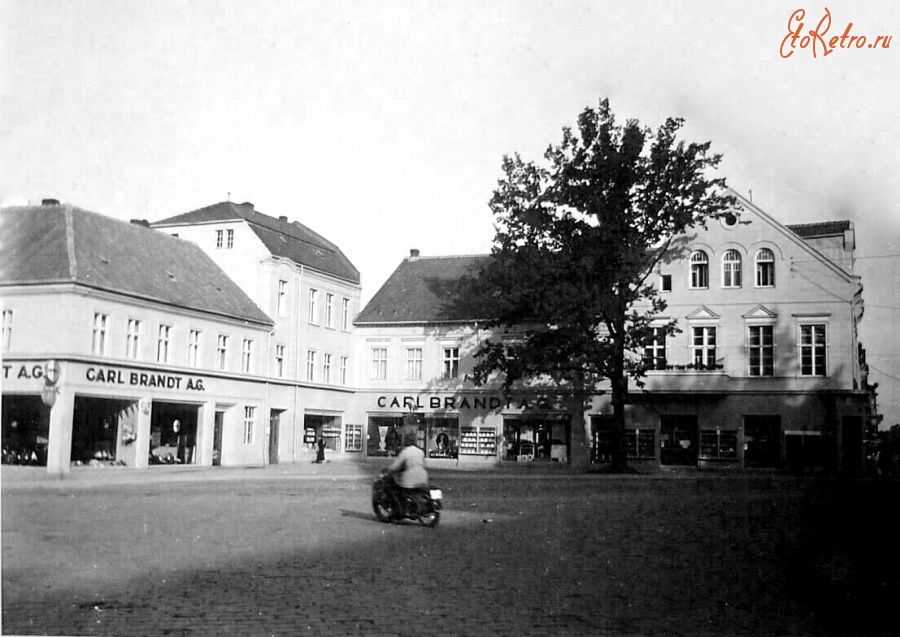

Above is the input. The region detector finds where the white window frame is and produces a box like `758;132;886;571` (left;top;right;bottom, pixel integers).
308;289;319;325
643;326;667;370
126;319;142;360
157;324;172;364
275;344;285;378
442;346;460;380
325;293;334;328
216;334;229;370
188;329;202;368
92;312;109;356
215;229;223;249
406;347;423;380
340;356;348;385
756;248;776;288
243;406;255;445
747;324;775;377
323;352;332;383
370;347;387;380
691;326;717;368
689;251;709;289
277;279;288;317
241;339;254;374
799;322;828;377
226;228;234;249
722;249;742;288
341;298;350;331
306;350;317;382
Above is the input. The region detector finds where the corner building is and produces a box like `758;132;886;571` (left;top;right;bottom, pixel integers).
152;201;361;463
1;201;275;473
353;192;876;474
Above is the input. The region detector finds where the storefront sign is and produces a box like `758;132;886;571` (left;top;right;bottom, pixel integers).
3;363;49;381
376;394;560;412
85;367;206;391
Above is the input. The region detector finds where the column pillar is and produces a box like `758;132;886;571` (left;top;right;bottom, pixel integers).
197;400;215;466
133;399;152;469
46;387;75;475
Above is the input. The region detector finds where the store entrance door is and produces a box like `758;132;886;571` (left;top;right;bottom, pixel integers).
149;402;200;465
268;410;282;465
660;415;698;466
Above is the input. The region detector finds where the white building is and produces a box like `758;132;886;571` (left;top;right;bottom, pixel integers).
1;200;276;473
350;192;876;474
152;201;361;462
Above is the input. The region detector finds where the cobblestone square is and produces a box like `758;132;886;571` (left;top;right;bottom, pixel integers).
2;464;897;636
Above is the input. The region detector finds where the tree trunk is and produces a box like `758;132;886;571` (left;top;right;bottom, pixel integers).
568;373;590;469
610;326;628;472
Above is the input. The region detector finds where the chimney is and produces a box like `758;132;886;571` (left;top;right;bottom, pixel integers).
409;248;420;259
41;198;60;206
240;201;254;211
279;215;288;222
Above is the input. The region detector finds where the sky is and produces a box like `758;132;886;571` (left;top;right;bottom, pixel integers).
2;0;898;427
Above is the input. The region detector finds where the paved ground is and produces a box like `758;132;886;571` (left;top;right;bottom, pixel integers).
2;461;898;636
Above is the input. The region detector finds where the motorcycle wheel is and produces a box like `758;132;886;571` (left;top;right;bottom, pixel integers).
419;509;440;528
373;496;393;523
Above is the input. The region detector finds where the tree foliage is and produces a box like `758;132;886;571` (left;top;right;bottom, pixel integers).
459;98;735;469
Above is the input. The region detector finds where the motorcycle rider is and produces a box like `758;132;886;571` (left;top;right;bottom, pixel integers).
386;431;428;513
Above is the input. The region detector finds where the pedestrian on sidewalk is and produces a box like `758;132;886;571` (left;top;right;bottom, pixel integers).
315;436;326;464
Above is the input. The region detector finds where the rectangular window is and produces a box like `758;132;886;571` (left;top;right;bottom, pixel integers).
275;344;285;377
306;350;317;382
215;229;223;249
216;334;228;370
691;326;717;368
226;229;234;249
157;324;172;363
92;313;109;356
344;424;363;452
308;289;319;325
1;310;11;351
277;280;288;317
188;330;202;367
340;356;348;386
800;324;827;376
323;353;332;384
442;347;460;379
625;429;656;459
341;298;350;331
406;347;423;380
325;293;334;328
242;339;253;373
243;406;255;445
126;319;142;360
748;325;774;377
370;347;387;380
700;429;739;460
660;274;672;292
643;327;667;370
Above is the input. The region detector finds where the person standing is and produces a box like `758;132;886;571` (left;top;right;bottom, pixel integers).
315;436;326;463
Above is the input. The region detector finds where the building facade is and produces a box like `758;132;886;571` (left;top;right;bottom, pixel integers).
351;192;874;474
152;201;361;463
1;201;277;473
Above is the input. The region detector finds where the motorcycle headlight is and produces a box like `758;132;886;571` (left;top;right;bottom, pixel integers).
429;488;443;500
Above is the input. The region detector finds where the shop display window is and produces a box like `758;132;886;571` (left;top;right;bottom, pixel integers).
345;424;363;452
460;426;497;456
700;429;738;460
426;417;458;459
625;429;656;459
367;416;403;457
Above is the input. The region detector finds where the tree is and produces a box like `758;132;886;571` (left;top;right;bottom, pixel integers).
459;98;734;471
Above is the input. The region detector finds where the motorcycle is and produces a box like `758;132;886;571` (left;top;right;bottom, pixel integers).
372;469;442;527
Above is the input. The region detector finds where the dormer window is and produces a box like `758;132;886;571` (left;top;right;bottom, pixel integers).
690;251;709;289
722;249;742;288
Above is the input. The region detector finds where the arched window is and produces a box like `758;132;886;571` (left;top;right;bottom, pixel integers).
755;248;775;287
722;249;742;288
690;251;709;289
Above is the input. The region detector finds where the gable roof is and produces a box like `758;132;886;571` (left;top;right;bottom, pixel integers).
0;203;273;326
355;254;490;325
152;201;360;284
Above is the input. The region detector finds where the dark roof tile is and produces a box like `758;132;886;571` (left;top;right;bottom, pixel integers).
0;204;272;326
